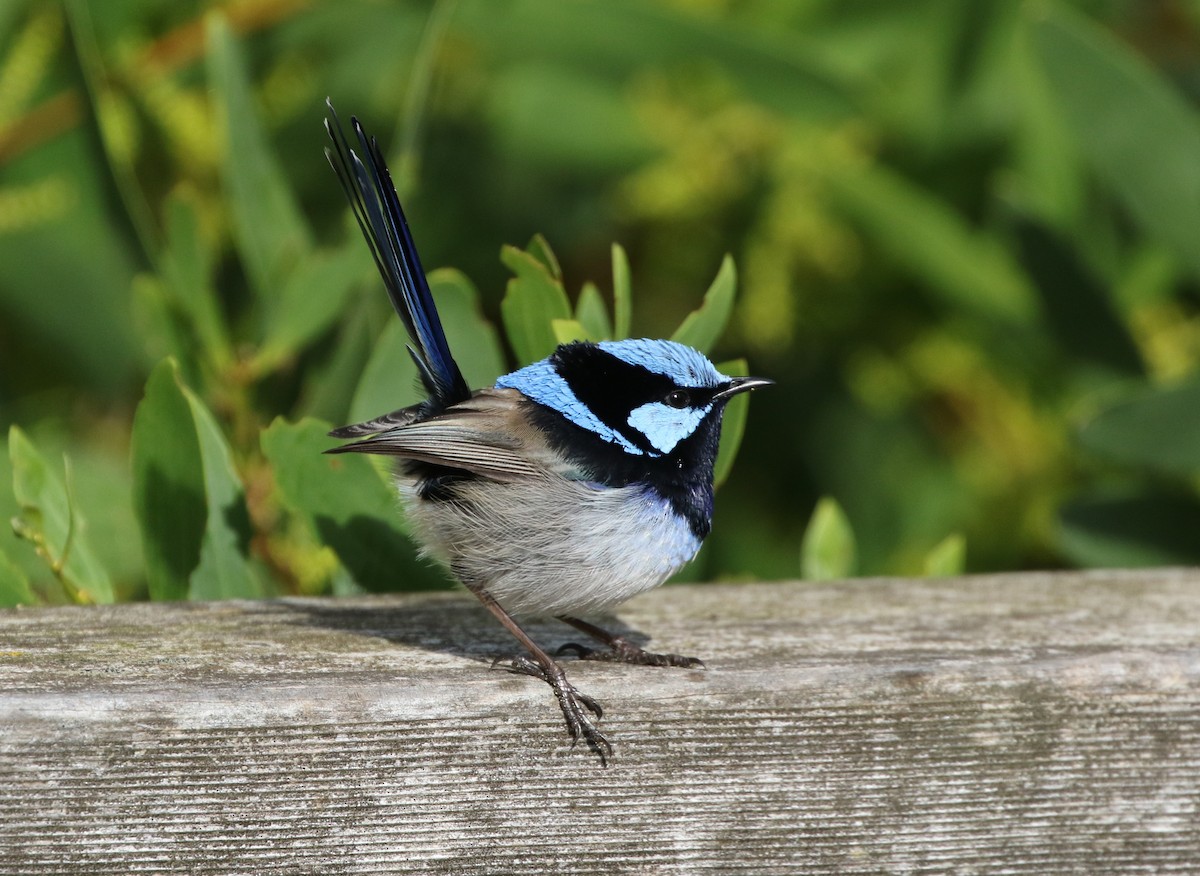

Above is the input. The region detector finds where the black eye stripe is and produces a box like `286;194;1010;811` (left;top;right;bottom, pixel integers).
547;344;670;449
546;343;721;449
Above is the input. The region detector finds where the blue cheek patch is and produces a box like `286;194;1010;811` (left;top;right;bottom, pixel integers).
627;402;710;454
497;361;646;456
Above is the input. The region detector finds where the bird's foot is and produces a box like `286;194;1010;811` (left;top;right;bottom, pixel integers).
493;654;612;765
557;637;705;669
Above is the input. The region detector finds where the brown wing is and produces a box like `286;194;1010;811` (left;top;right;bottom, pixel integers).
327;405;422;439
325;388;556;483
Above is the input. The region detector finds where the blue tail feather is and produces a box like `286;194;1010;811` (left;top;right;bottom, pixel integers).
324;99;470;409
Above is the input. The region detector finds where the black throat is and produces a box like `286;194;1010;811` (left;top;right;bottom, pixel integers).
525;400;725;541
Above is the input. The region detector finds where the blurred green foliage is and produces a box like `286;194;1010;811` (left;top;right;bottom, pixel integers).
3;0;1200;606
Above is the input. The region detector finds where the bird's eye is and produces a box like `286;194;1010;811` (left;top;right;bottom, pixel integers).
664;389;690;409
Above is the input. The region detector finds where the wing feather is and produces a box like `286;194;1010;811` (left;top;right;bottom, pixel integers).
327;406;422;439
326;389;553;482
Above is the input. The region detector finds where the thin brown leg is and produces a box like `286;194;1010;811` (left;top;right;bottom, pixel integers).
556;615;705;669
467;586;612;765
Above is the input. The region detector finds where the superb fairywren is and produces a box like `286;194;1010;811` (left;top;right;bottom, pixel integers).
324;101;771;764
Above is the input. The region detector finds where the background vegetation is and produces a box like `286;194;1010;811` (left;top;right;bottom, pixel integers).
3;0;1200;606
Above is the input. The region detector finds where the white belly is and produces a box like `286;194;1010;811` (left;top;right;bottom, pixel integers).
399;476;702;617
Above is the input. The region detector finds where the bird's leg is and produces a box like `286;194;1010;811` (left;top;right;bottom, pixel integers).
555;615;705;669
466;585;612;765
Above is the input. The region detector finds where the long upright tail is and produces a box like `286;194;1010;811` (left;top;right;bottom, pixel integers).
324;99;470;412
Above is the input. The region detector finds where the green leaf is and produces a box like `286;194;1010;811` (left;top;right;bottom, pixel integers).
551;318;601;345
186;388;261;601
671;255;736;354
428;268;507;387
500;244;573;364
349;320;423;427
576;281;613;341
131;359;261;600
1;429;138;595
1075;377;1200;478
253;243;366;374
712;358;749;490
1013;217;1143;376
131;361;205;600
63;0;160;261
922;533;966;577
525;233;562;281
8;426;114;604
206;12;311;302
1012;26;1086;226
1059;490;1200;568
1030;7;1200;279
0;129;139;394
611;243;632;339
61;442;144;597
828;164;1038;323
130;273;195;380
261;418;446;592
0;548;35;607
300;303;376;426
161;188;230;368
800;497;857;580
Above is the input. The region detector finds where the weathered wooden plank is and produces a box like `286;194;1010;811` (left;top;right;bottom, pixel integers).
1;569;1198;874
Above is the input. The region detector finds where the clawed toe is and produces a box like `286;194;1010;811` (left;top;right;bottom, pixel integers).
492;653;611;764
661;652;706;669
492;653;544;678
557;638;705;669
547;667;610;763
622;646;704;668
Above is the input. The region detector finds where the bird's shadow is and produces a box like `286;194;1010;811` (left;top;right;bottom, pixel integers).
278;592;652;667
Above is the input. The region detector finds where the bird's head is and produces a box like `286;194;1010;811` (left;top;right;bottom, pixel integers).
497;338;772;475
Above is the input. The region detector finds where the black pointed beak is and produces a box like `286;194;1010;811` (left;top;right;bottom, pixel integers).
713;375;774;401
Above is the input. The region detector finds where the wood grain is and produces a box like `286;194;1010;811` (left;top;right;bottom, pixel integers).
2;569;1198;874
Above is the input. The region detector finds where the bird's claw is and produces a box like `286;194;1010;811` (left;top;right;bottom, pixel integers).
493;654;612;765
557;639;705;669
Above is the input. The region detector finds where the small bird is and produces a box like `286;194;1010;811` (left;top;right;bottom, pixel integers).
323;101;771;764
